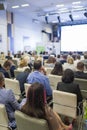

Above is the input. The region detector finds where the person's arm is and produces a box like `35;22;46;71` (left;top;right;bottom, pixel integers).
45;105;72;130
44;77;52;96
76;84;83;103
7;89;21;110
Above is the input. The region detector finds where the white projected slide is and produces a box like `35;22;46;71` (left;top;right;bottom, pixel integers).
61;24;87;52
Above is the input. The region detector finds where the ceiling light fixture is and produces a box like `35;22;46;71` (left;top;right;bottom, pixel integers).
21;4;29;7
56;4;64;8
72;5;83;8
72;1;81;5
12;5;19;9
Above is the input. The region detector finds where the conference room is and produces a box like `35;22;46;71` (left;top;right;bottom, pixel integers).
0;0;87;130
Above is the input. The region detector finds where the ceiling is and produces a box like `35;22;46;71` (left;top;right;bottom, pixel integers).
1;0;87;24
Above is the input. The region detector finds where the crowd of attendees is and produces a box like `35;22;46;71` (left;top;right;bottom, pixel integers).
0;50;87;130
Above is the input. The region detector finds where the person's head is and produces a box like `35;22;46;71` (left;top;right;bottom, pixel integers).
76;54;81;60
19;58;28;68
62;69;74;83
67;57;74;64
0;72;5;87
51;62;63;75
46;56;56;63
84;54;87;59
34;60;42;70
77;61;84;71
21;82;46;117
3;60;11;70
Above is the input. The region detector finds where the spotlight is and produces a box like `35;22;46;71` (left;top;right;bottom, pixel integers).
57;16;61;23
84;12;87;18
69;14;73;21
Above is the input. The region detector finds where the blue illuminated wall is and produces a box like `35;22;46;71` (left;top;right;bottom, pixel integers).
7;12;14;54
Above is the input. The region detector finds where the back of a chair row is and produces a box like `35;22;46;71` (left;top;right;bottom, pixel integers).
48;74;62;90
48;74;87;99
74;78;87;99
0;104;11;130
53;90;77;119
5;78;21;100
24;83;31;95
15;110;49;130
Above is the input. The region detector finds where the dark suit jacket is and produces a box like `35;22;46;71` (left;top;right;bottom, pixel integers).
74;71;87;79
57;82;83;114
16;72;29;94
0;67;10;78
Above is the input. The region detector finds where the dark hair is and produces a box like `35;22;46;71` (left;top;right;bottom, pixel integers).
3;60;11;68
51;62;63;75
21;82;46;118
34;60;42;70
84;54;87;59
62;69;74;83
77;62;84;70
0;72;4;83
46;56;56;63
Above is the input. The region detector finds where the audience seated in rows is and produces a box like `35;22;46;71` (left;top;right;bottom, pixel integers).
59;54;67;64
51;62;63;76
74;61;87;79
5;51;13;60
27;60;52;103
0;72;21;129
74;54;81;68
57;69;83;116
20;82;72;130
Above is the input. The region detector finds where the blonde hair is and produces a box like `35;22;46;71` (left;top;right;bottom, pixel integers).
19;58;28;68
67;57;74;64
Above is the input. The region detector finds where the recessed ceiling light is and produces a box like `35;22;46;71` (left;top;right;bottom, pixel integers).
12;5;19;9
72;5;83;8
58;8;68;11
72;1;81;5
56;4;64;8
21;4;29;7
72;7;85;11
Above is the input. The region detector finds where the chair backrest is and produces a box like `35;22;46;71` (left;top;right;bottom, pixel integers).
14;69;23;78
5;78;21;100
45;67;53;75
53;90;77;118
48;74;62;90
0;104;11;130
15;111;49;130
24;83;31;95
12;59;18;68
74;78;87;99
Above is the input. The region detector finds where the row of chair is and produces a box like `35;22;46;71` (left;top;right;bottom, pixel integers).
5;73;87;101
0;90;83;130
48;74;87;99
5;78;31;100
